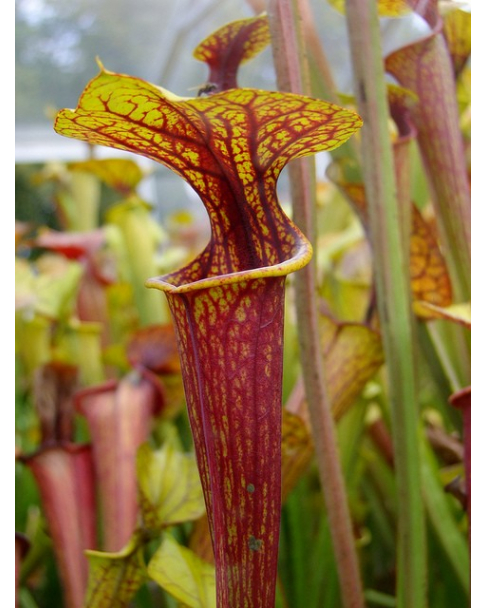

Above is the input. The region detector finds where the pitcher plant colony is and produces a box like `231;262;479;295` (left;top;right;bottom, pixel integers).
15;2;471;608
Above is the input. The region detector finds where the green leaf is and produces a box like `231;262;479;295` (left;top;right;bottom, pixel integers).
147;533;216;608
137;442;205;530
84;533;148;608
15;255;83;321
421;439;469;593
69;158;145;195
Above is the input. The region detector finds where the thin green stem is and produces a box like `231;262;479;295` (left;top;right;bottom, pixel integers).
267;1;365;607
427;324;464;393
344;2;427;607
421;439;470;594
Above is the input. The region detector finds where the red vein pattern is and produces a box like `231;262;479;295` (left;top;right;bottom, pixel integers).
55;68;361;281
385;6;471;293
167;277;284;606
54;65;362;607
193;13;271;91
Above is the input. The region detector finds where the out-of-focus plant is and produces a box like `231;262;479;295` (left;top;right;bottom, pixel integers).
15;153;211;607
16;2;470;608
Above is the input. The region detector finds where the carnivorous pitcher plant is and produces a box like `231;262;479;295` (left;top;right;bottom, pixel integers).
53;33;362;606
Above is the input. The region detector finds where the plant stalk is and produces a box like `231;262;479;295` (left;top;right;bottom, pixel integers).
267;1;365;606
344;2;427;607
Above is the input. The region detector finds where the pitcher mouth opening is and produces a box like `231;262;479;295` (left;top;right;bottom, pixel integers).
145;238;312;295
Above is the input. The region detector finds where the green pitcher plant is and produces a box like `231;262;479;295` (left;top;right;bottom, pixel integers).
53;41;362;606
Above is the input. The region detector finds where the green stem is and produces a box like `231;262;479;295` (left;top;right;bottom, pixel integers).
267;1;365;607
421;439;470;595
427;323;465;393
344;2;427;607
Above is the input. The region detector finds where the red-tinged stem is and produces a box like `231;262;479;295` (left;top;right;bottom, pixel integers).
267;2;365;607
247;0;339;103
289;162;366;608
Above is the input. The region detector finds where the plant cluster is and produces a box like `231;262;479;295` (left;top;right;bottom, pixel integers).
16;2;471;608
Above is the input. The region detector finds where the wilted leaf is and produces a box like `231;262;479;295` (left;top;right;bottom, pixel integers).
137;442;205;530
281;409;314;500
84;533;148;608
126;324;181;374
409;205;453;308
326;163;453;311
285;310;385;424
147;533;216;608
189;514;215;566
320;310;384;420
33;362;79;445
412;301;471;327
